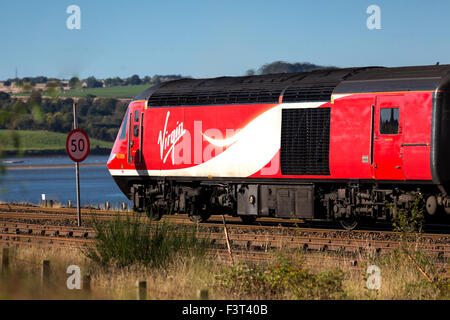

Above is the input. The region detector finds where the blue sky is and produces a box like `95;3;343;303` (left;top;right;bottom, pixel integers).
1;0;450;80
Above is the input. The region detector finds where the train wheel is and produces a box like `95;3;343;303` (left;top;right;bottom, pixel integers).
339;218;358;231
240;215;257;224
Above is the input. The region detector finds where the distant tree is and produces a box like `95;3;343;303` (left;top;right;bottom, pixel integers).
63;112;73;127
35;76;48;84
245;69;256;76
127;74;141;85
22;76;47;85
151;75;161;85
0;92;10;100
257;61;333;74
14;113;34;130
3;80;11;87
46;81;61;98
86;76;103;88
69;76;81;89
112;77;123;86
28;90;42;105
94;98;116;116
142;76;151;84
103;78;114;87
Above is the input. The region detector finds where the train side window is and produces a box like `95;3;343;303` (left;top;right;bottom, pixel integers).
134;110;140;122
119;111;129;140
380;108;399;134
133;125;139;137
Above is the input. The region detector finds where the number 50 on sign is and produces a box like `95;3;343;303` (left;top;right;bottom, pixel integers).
66;129;90;163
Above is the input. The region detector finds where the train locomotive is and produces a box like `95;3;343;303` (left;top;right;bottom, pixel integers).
107;65;450;229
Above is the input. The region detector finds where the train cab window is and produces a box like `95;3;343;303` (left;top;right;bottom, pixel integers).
119;112;129;140
133;125;139;137
380;108;399;134
134;110;140;122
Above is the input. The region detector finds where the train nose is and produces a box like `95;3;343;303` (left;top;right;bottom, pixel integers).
107;152;116;165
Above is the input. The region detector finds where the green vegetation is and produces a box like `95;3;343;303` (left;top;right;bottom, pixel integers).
360;248;450;299
0;92;127;142
85;214;209;268
385;192;426;235
61;84;150;98
245;61;334;76
391;192;426;234
216;255;345;299
1;236;449;299
0;130;112;152
12;84;150;99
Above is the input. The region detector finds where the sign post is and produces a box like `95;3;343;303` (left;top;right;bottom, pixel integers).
66;103;90;227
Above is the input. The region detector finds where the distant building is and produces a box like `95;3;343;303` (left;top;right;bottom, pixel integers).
61;80;70;91
0;81;22;93
34;83;47;91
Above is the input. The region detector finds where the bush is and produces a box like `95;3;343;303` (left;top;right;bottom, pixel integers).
215;255;345;299
84;214;209;268
390;192;425;234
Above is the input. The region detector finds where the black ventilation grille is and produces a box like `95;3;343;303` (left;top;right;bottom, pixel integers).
281;108;331;175
282;85;335;102
148;88;283;106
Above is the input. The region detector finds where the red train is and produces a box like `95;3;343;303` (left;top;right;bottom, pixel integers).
107;65;450;229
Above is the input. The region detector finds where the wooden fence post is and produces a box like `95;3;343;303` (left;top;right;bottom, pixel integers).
198;289;209;300
41;260;50;289
83;274;91;298
1;247;9;274
137;280;147;300
83;275;91;292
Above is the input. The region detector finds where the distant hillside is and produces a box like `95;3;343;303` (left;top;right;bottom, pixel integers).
11;84;150;99
0;130;112;155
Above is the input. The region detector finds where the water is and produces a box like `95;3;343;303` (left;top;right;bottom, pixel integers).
1;155;107;166
0;155;132;208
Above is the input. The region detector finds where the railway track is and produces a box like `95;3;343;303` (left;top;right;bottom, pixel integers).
1;203;449;233
0;204;448;277
1;204;450;245
0;219;448;276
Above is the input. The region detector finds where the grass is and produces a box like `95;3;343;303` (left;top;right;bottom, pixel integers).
11;84;150;99
1;207;447;300
85;213;209;268
1;243;448;300
0;238;450;300
0;130;112;152
0;245;218;299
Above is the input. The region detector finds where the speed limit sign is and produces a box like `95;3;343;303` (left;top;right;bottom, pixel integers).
66;129;90;162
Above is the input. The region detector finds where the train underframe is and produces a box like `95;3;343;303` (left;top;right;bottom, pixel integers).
120;177;450;230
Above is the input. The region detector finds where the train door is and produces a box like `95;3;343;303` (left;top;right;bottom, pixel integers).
127;105;144;166
372;95;405;180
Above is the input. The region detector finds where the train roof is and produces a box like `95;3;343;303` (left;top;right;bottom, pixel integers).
134;64;450;106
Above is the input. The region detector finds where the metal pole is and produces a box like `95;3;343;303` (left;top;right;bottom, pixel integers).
73;103;81;227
